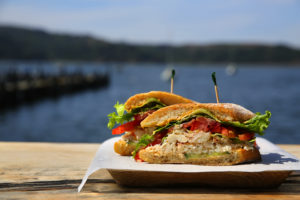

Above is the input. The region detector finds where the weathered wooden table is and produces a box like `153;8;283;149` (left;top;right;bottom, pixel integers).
0;142;299;199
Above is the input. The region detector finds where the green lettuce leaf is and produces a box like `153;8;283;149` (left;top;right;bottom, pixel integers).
223;111;271;135
131;98;166;114
107;98;166;129
153;109;271;135
132;134;154;157
107;102;133;129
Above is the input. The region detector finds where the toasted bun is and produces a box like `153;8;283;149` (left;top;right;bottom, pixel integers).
115;91;193;156
124;91;194;112
139;146;261;166
114;139;136;156
141;103;255;128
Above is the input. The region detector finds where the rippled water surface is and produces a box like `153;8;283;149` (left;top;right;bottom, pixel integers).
1;62;299;144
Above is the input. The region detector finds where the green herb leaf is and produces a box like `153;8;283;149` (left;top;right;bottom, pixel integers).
211;133;223;138
154;121;176;134
115;101;125;116
230;137;244;144
249;137;256;143
132;134;154;157
107;102;133;129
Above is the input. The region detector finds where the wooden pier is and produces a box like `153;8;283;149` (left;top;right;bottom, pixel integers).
0;69;109;109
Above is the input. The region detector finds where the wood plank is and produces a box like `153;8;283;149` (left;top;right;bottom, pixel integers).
278;145;300;158
108;170;292;188
1;170;298;192
0;142;101;183
0;171;300;200
1;182;300;200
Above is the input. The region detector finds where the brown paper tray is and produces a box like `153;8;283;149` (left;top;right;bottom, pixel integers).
108;169;292;188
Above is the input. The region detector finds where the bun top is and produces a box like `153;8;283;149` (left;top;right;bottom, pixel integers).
141;103;255;128
124;91;194;112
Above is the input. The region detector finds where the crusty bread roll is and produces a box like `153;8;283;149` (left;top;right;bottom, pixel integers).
137;103;261;165
114;140;136;156
141;103;255;128
139;146;261;165
114;91;194;156
124;91;194;112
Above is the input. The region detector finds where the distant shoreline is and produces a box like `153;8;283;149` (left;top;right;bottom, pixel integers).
1;25;300;64
1;60;300;67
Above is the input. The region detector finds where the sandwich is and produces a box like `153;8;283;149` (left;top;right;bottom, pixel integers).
133;103;271;165
107;91;194;156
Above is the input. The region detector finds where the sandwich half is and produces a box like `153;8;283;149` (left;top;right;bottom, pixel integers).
107;91;194;156
133;103;271;165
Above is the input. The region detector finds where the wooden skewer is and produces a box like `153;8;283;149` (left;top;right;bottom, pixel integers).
170;69;175;94
212;72;220;103
214;85;220;103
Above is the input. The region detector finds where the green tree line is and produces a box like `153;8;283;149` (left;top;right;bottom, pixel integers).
1;26;300;63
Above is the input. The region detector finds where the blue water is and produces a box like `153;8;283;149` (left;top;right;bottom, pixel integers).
0;62;300;144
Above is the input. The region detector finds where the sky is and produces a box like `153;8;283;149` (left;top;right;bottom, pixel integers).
0;0;299;47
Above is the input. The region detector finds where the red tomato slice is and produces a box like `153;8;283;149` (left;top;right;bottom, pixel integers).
112;120;139;135
182;119;195;129
189;120;201;131
192;118;209;131
182;117;210;132
221;127;237;138
134;130;167;162
112;110;155;135
134;151;144;162
134;110;155;122
238;133;255;141
148;131;168;146
167;127;174;133
209;122;222;133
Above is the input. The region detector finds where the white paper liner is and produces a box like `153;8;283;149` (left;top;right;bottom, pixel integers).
78;137;300;192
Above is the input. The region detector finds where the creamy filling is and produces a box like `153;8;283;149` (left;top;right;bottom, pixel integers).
122;127;156;143
151;124;254;158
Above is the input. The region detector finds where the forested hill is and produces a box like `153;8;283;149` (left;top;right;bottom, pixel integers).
1;25;300;63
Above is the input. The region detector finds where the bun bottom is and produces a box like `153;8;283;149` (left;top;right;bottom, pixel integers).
114;139;136;156
138;146;261;166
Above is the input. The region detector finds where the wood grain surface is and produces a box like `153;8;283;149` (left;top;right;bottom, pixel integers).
0;142;299;200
